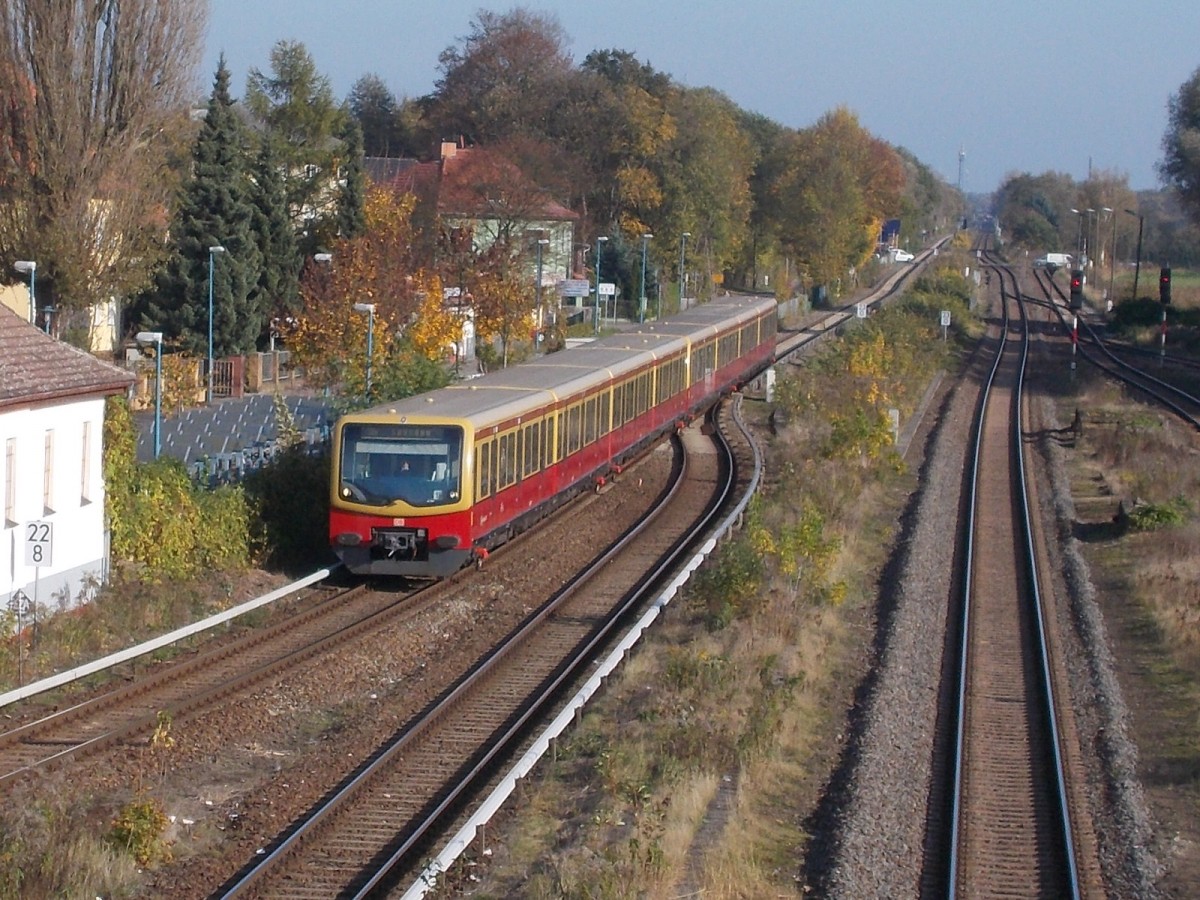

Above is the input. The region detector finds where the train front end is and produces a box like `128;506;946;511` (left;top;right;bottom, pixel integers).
329;415;473;577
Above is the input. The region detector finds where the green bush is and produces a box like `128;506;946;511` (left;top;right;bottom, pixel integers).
107;796;170;866
692;537;765;630
244;445;332;572
1126;496;1190;531
104;397;249;580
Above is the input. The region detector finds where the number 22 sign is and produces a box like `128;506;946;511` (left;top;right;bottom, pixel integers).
25;521;53;567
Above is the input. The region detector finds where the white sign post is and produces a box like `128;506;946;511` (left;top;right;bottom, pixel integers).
25;520;53;567
20;521;51;687
940;309;951;341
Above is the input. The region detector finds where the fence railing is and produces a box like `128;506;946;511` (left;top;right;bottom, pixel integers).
188;424;330;489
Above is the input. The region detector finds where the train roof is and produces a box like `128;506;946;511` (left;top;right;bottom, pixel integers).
348;294;776;430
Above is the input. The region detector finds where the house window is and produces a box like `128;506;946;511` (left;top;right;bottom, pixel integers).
43;430;54;514
3;438;15;526
81;421;92;504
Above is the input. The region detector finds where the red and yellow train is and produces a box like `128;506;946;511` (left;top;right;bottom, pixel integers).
329;294;778;577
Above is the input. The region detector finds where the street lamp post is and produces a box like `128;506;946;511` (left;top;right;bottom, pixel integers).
353;302;376;401
1124;209;1144;301
207;245;226;403
535;237;550;342
13;260;36;326
594;235;608;334
639;233;653;323
136;332;164;460
1085;207;1095;265
1068;208;1084;261
678;232;690;313
1102;207;1115;306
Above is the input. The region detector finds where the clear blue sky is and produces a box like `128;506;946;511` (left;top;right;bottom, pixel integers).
203;0;1200;194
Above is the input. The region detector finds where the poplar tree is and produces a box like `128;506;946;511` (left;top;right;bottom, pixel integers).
139;58;263;356
245;40;347;253
336;117;367;240
251;138;301;319
1160;64;1200;227
0;0;205;335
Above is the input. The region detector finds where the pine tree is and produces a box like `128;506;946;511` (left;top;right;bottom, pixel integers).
139;57;263;356
337;117;368;240
251;138;301;320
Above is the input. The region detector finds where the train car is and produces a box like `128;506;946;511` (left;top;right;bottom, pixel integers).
329;294;777;577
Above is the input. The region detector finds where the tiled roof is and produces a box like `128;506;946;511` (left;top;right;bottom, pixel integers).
364;149;578;222
0;304;133;410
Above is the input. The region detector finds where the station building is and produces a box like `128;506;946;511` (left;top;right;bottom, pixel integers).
1;305;133;618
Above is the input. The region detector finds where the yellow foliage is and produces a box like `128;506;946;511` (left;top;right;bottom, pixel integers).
289;185;454;390
406;274;464;361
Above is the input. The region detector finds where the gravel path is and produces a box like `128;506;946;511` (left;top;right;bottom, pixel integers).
805;340;982;897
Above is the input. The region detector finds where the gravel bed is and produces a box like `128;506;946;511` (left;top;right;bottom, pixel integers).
1030;392;1162;897
807;328;1164;896
805;351;980;897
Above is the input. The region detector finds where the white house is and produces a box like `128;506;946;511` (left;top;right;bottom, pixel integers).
1;304;133;617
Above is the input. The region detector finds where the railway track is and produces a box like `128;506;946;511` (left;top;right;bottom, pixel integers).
930;253;1103;897
1029;266;1200;429
214;406;751;898
0;582;451;785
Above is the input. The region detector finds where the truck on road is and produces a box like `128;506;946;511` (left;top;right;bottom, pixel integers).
1034;252;1072;270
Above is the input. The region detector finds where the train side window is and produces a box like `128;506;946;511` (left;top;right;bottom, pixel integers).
544;413;557;467
499;431;517;488
583;398;596;445
523;421;541;477
478;438;493;499
566;403;582;455
599;391;611;435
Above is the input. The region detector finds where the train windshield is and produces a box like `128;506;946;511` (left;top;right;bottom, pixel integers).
338;423;464;507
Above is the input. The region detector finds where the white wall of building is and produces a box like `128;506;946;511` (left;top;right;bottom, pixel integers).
2;396;109;614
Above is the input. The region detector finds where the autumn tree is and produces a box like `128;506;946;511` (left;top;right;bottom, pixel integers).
0;0;206;337
769;108;903;292
289;185;458;397
657;86;755;307
430;8;575;146
471;242;535;369
993;171;1077;252
1159;64;1200;228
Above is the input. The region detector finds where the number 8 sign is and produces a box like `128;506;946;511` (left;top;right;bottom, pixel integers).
25;521;53;567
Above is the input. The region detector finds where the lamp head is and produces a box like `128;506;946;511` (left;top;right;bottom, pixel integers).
209;245;225;254
135;331;163;345
352;302;375;314
314;253;332;263
14;260;36;274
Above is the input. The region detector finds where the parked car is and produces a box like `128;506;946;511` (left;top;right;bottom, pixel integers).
892;249;915;262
